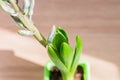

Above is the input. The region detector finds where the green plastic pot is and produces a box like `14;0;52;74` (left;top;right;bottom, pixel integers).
44;61;90;80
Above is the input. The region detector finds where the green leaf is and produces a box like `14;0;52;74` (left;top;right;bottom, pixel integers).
47;27;68;53
71;36;82;72
57;27;68;42
52;32;67;52
60;42;74;70
47;44;68;72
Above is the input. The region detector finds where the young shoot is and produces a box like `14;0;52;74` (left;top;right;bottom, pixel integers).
47;26;82;80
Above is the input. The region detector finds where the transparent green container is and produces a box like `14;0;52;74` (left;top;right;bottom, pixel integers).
44;61;90;80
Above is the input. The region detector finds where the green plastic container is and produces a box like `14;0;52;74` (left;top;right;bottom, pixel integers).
44;61;90;80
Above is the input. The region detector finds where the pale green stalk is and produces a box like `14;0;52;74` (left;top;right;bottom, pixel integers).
0;0;47;47
0;1;83;80
61;72;74;80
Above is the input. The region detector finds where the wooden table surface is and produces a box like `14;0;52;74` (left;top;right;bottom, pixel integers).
0;0;120;80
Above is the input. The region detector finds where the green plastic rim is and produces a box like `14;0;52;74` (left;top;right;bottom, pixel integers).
44;61;90;80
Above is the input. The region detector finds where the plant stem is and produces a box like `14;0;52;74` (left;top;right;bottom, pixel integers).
17;13;47;47
61;72;74;80
9;0;47;47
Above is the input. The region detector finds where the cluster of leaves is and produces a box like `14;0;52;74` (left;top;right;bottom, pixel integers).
47;26;82;76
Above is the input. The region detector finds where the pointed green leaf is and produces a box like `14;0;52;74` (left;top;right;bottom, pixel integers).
60;42;74;70
71;36;82;72
47;27;68;53
52;32;67;52
57;27;68;42
47;44;68;72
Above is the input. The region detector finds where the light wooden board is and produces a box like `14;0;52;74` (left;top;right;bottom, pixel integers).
0;0;120;80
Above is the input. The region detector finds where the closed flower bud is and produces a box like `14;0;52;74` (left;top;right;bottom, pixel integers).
28;0;35;20
23;0;30;15
18;30;34;36
0;1;16;15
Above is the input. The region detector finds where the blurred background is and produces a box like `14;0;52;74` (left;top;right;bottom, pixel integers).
0;0;120;80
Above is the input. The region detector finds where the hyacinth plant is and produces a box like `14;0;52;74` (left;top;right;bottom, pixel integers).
0;0;82;80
